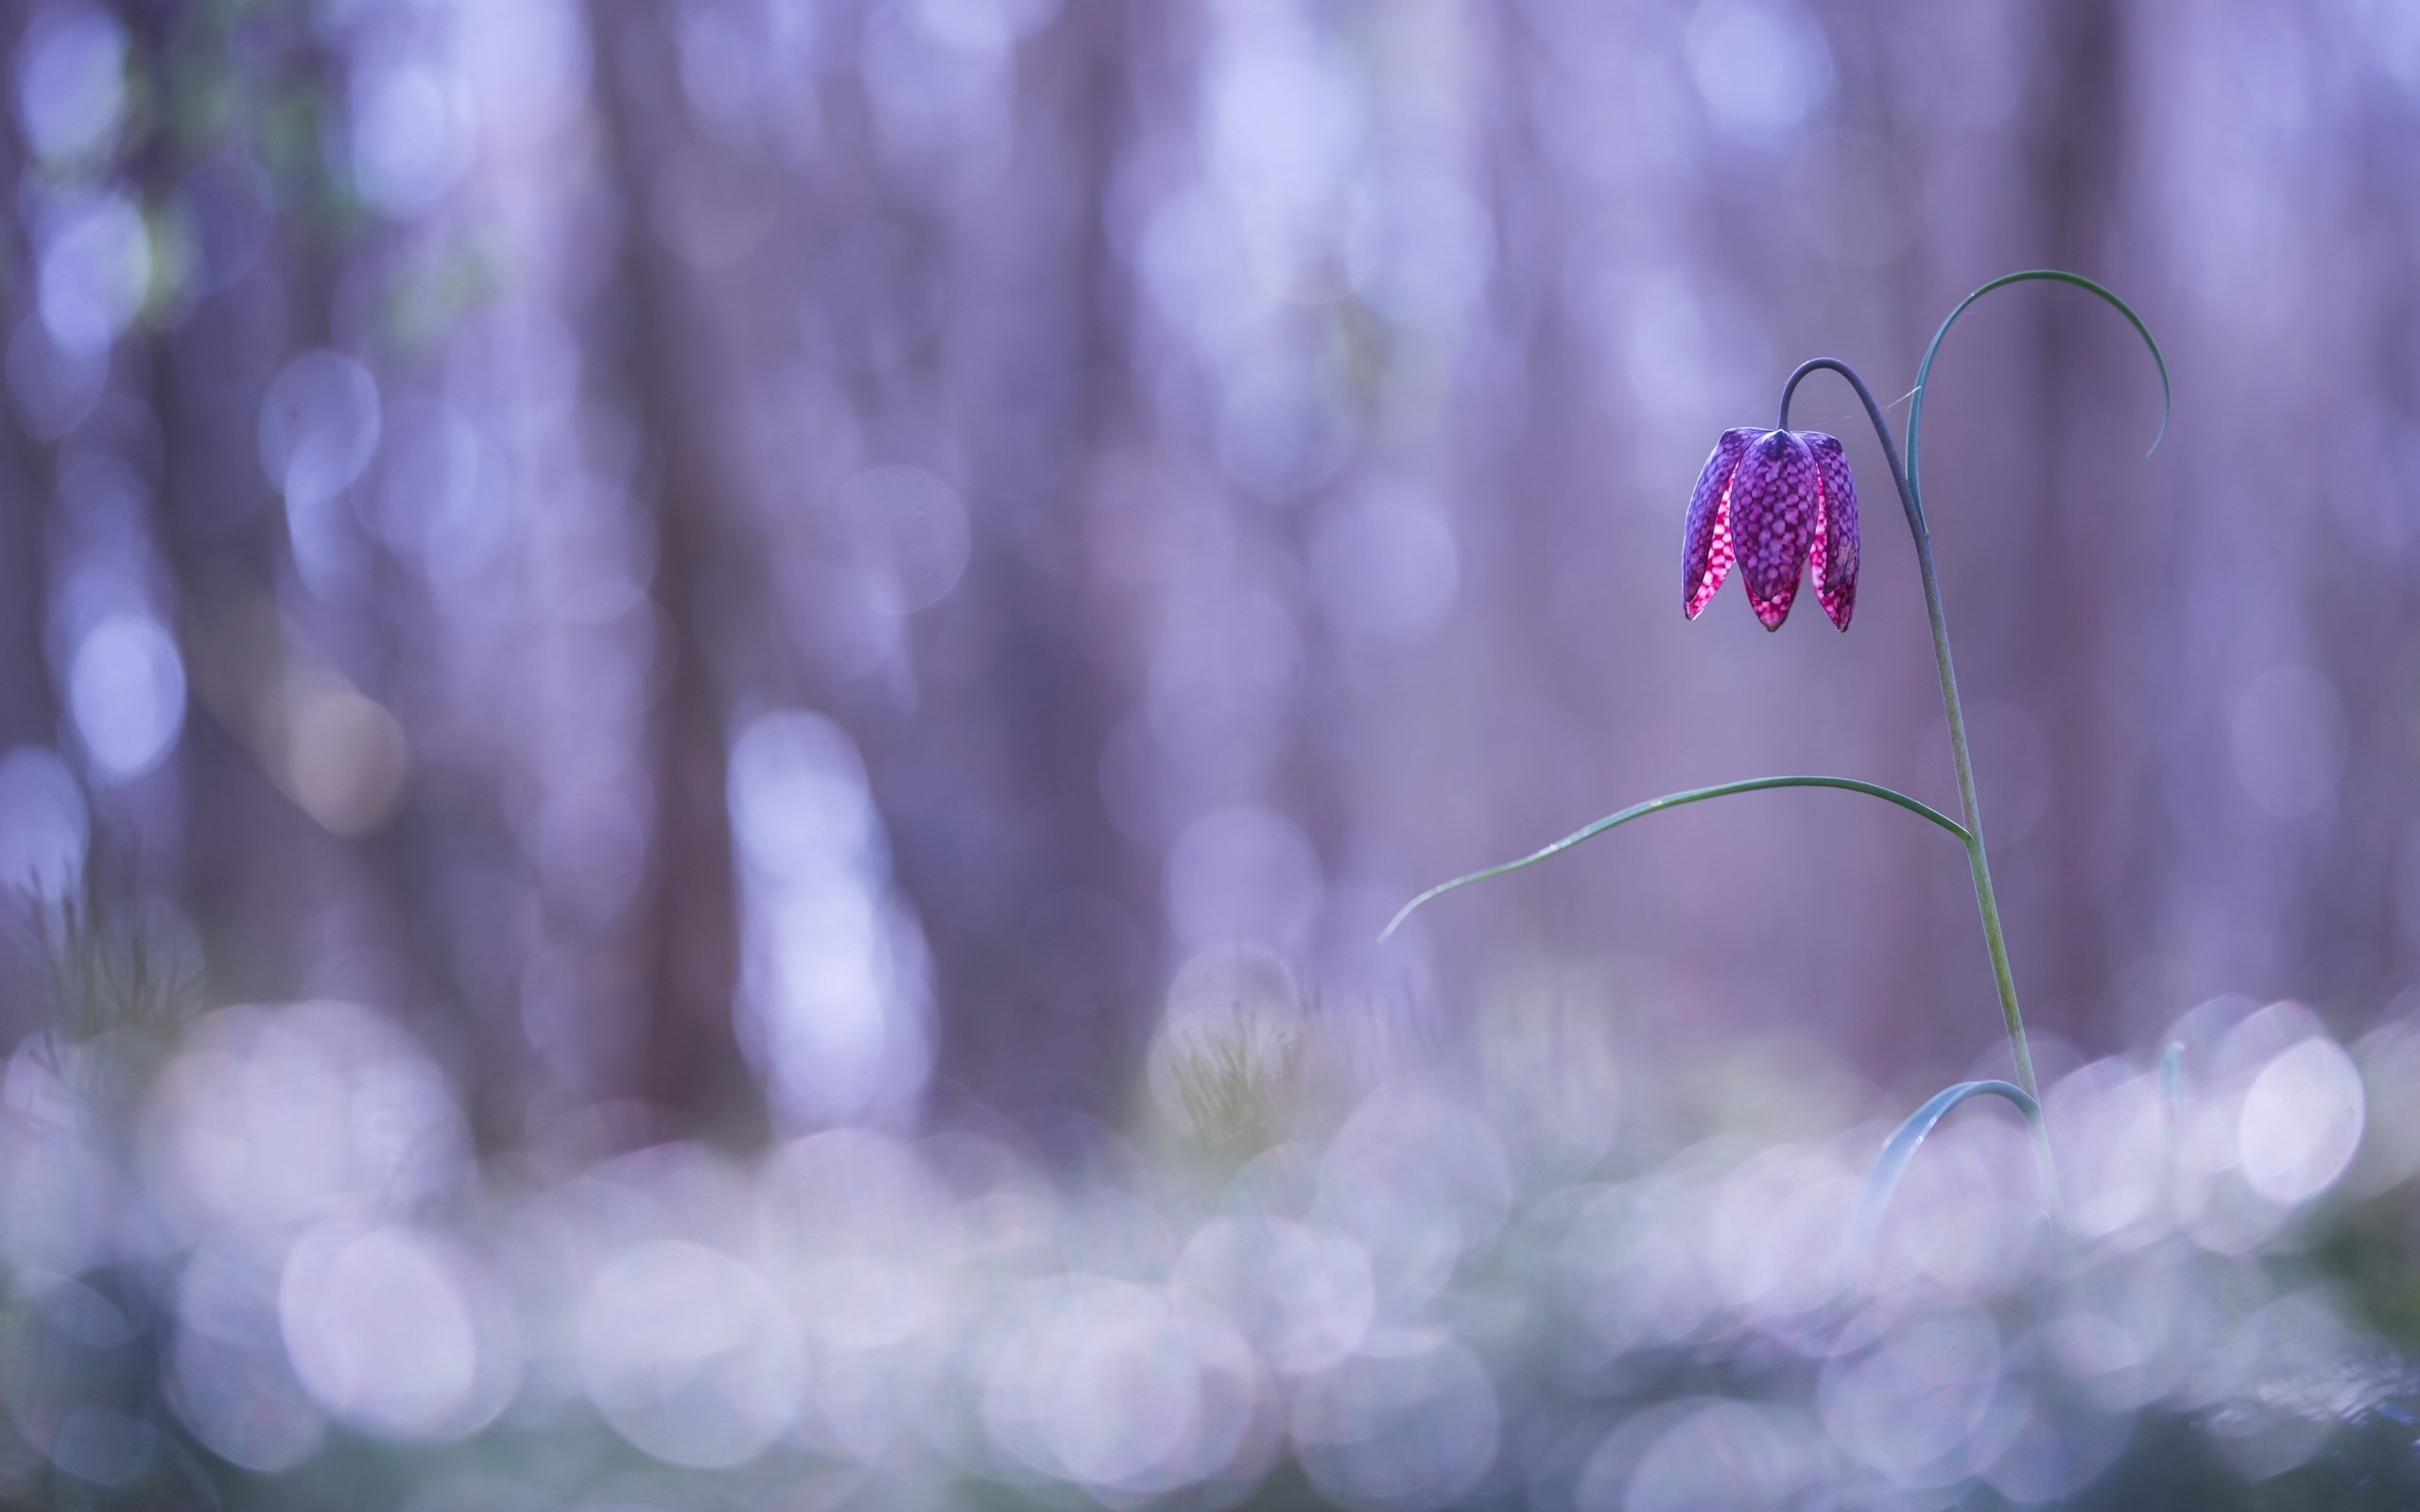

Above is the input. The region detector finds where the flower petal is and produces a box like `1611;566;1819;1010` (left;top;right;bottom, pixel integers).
1683;428;1754;619
1730;430;1819;629
1804;432;1860;631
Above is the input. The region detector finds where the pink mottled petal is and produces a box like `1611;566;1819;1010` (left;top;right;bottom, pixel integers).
1686;485;1737;621
1805;432;1860;630
1730;430;1819;630
1683;429;1754;619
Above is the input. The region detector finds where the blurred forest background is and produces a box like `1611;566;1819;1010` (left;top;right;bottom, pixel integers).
3;0;2415;1148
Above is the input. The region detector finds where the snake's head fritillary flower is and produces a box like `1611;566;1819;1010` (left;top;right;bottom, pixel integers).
1682;427;1860;630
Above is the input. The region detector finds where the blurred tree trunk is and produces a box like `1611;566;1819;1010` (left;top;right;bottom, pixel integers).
0;423;47;749
120;0;313;1000
0;31;56;752
589;0;761;1135
2023;0;2127;1039
906;0;1156;1121
113;3;446;1045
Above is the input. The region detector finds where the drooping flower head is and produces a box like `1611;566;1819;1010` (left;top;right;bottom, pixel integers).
1683;427;1859;630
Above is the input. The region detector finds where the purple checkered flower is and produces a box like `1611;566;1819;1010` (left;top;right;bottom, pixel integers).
1682;427;1860;631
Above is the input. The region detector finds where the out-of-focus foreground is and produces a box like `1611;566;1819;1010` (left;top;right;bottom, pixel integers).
3;907;2419;1507
3;0;2419;1505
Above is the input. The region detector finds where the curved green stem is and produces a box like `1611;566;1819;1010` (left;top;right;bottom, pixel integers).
1783;272;2166;1217
1377;775;1966;944
1779;357;2045;1111
1907;269;2170;507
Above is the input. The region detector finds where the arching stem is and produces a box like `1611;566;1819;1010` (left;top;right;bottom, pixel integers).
1779;358;2059;1213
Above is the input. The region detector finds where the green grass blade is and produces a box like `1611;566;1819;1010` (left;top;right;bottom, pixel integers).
1906;269;2171;506
1377;776;1969;943
1846;1078;2041;1282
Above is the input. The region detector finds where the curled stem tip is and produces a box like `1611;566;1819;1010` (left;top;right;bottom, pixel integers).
1907;269;2171;505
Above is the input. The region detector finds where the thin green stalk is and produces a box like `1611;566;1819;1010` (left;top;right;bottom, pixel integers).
1917;524;2040;1098
1787;273;2167;1220
1779;357;2057;1209
1916;522;2060;1218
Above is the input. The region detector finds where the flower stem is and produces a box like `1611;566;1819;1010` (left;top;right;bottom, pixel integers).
1780;359;2061;1212
1911;515;2043;1102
